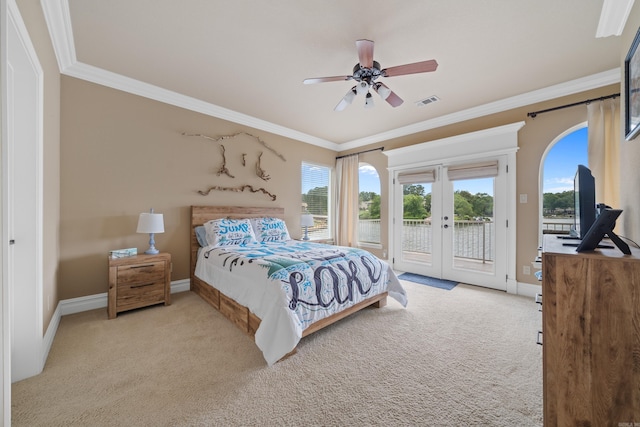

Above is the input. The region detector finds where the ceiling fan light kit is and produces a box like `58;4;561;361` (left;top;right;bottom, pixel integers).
374;82;391;100
303;39;438;111
364;92;374;108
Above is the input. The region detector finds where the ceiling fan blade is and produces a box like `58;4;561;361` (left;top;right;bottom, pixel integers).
373;82;404;107
334;97;350;112
356;39;374;69
382;59;438;77
303;75;352;84
334;87;357;111
385;91;404;107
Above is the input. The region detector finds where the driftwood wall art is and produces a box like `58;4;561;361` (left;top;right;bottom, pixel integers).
182;131;283;201
255;152;270;181
181;131;286;162
216;145;235;178
197;185;277;201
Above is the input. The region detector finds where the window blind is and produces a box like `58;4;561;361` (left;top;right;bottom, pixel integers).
447;160;499;181
301;162;331;239
397;169;436;185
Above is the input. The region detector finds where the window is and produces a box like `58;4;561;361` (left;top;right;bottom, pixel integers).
542;126;588;235
301;162;331;240
358;163;381;244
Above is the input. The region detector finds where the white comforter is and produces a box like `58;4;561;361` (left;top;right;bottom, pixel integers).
195;240;407;365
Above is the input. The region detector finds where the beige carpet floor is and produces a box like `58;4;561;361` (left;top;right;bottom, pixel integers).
12;280;543;426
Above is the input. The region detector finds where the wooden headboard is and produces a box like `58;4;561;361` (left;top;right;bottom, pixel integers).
189;206;286;285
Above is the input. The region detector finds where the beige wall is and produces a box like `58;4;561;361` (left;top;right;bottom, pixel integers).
16;0;61;332
60;77;335;299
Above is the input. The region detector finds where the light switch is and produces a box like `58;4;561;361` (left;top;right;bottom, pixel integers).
519;194;528;203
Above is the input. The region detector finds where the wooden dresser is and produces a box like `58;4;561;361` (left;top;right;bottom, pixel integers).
541;234;640;426
108;253;171;319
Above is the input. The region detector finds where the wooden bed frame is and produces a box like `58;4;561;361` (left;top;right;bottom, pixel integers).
189;206;388;356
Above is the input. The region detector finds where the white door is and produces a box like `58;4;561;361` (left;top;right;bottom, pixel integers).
393;157;508;291
4;0;44;385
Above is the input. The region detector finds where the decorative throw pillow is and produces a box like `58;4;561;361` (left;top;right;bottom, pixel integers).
204;218;257;247
195;225;208;247
250;217;291;243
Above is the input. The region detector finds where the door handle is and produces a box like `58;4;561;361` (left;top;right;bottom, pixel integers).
443;216;449;220
443;224;449;229
9;240;15;245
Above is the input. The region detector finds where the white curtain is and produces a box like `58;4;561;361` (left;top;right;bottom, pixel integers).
587;98;620;208
335;154;359;246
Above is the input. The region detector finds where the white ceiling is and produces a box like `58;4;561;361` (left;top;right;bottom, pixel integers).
42;0;629;151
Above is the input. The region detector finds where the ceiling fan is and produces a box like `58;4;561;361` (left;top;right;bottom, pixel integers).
303;39;438;111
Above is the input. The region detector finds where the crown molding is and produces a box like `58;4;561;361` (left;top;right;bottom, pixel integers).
40;0;75;71
41;0;621;152
62;62;339;150
596;0;635;38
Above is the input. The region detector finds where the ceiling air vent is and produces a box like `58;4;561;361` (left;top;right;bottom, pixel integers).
416;95;440;107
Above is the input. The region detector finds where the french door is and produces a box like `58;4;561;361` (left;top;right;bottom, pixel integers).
392;157;508;291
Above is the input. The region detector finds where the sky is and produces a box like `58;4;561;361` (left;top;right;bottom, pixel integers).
359;164;381;193
543;127;588;193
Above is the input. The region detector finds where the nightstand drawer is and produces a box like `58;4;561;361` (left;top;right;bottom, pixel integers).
117;281;165;310
117;261;165;285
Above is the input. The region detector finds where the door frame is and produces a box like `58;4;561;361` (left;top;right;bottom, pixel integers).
384;122;523;293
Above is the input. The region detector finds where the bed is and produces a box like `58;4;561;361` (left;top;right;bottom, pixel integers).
189;206;407;365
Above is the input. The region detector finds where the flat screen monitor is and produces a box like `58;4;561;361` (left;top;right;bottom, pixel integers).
574;165;596;239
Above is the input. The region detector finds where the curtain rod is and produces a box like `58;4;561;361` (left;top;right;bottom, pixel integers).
527;93;620;118
335;146;384;159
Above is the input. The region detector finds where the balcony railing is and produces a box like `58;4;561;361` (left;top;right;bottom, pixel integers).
310;217;572;261
358;218;494;262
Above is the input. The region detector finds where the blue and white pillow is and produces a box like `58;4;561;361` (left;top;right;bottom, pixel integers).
204;218;257;247
250;217;291;243
195;225;208;247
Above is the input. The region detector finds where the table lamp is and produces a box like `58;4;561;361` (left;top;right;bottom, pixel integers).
301;214;314;241
137;208;164;254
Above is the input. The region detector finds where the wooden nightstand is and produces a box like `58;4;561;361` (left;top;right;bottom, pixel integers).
108;253;171;319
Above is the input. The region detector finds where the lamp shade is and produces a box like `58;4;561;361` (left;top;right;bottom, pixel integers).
300;214;314;227
355;81;369;95
137;213;165;234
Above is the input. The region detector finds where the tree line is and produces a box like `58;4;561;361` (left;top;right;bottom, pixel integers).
359;184;494;220
543;190;574;216
303;185;574;220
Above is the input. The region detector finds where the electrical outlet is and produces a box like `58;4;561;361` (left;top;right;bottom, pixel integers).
523;265;531;275
519;194;528;203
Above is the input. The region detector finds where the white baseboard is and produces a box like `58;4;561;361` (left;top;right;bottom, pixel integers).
42;302;61;370
516;281;542;298
42;279;191;368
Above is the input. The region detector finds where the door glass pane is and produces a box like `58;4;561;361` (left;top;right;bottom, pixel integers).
451;178;495;273
401;182;432;265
